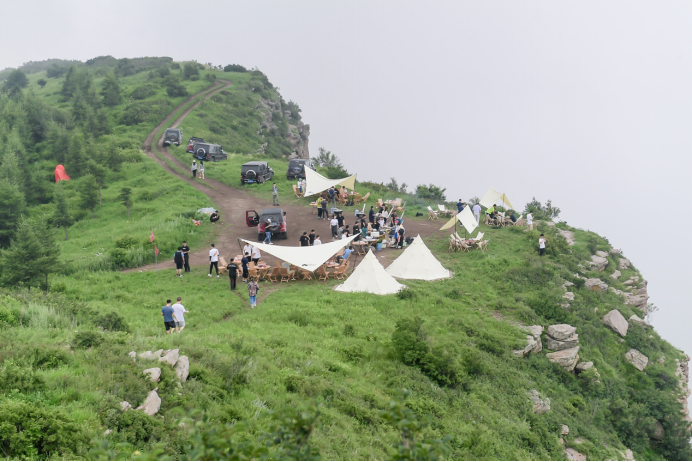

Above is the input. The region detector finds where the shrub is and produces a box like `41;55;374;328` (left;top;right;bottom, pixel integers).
397;288;417;300
0;360;45;393
29;347;70;369
342;343;366;363
415;184;447;202
95;312;130;332
284;375;305;393
73;331;104;349
112;408;164;445
109;248;129;268
224;64;247;72
343;323;356;337
0;306;18;328
114;234;137;249
130;83;157;100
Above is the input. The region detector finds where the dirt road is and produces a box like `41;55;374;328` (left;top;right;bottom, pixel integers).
126;80;442;273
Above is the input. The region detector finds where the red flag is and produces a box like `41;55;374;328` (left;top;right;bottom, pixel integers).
150;232;155;243
154;245;159;256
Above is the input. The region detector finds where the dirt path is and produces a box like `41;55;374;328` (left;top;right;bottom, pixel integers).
125;81;443;273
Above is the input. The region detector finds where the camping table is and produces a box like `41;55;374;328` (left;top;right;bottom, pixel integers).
256;265;272;279
352;241;368;255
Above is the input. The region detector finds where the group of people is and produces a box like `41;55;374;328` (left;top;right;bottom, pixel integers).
172;241;191;277
161;297;189;334
191;160;205;179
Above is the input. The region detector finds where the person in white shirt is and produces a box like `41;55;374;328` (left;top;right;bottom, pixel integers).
539;234;546;257
526;212;534;231
314;235;322;245
330;216;339;239
251;245;261;265
171;297;189;332
472;203;481;224
208;243;220;277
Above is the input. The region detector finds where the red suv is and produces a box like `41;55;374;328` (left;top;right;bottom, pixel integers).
246;208;287;240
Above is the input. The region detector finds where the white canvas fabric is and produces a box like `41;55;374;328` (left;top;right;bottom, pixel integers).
335;250;405;295
439;207;478;234
303;168;357;197
479;187;515;210
386;235;452;280
239;235;357;272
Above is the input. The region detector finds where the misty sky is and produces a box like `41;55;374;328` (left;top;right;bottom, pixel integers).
3;1;692;357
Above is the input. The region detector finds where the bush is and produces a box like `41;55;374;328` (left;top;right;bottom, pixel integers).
95;312;130;332
114;234;137;249
397;288;417;300
29;347;70;369
164;75;188;97
130;83;157;100
415;184;447;202
0;306;18;328
109;248;129;268
343;323;356;337
73;331;103;349
224;64;247;72
0;360;45;393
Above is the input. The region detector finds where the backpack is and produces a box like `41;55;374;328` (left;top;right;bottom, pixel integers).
174;251;183;263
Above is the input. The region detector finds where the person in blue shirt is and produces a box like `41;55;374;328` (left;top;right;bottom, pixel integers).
241;253;250;282
337;246;353;264
457;200;464;213
161;300;177;335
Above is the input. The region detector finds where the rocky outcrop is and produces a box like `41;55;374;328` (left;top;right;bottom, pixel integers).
590;255;608;271
558;229;575;246
528;389;550;414
650;420;664;441
128;351;137;361
561;425;570;435
625;292;649;314
565;447;586;461
547;324;576;340
602;310;628;337
120;401;132;411
159;349;179;366
176;356;190;382
136;389;161;416
675;355;691;422
620;258;631;270
547;346;580;372
596;250;608;258
585;278;608;292
563;292;575;301
143;367;161;383
610;248;621;255
620;449;634;461
628;315;651;328
625;349;648;371
138;350;159;361
545;333;579;351
256;96;310;159
576;361;594;373
609;270;621;280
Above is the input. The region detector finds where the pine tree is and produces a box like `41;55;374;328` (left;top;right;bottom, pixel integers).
78;174;99;219
85;159;108;205
66;133;86;177
0;179;26;248
106;147;124;180
101;73;121;107
53;183;74;240
34;215;62;292
119;187;132;219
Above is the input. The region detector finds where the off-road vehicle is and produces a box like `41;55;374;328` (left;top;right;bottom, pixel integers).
193;142;227;162
240;161;274;184
186;137;205;153
246;208;287;240
286;158;316;180
163;128;183;146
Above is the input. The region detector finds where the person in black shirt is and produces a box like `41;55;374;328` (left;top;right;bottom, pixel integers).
299;232;310;247
368;206;375;224
210;211;220;223
181;241;191;273
174;247;184;277
309;230;316;245
227;260;239;290
241;253;250;282
336;213;345;227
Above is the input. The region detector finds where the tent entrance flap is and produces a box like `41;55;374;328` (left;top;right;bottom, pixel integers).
239;235;358;272
303;168;357;197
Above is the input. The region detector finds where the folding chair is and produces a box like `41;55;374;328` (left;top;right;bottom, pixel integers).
267;267;281;283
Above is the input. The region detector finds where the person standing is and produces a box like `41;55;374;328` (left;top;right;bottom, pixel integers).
241;252;250;282
199;161;205;180
539;234;547;257
227;259;239;290
397;223;406;249
527;212;534;231
263;219;273;244
174;247;184;277
309;229;316;245
299;231;310;247
336;212;345;228
172;297;189;333
317;196;323;219
191;160;198;178
247;277;260;309
330;215;339;239
368;206;375;224
243;242;254;260
314;235;322;245
208;243;220;277
456;199;464;214
321;197;328;219
472;203;481;224
182;241;191;273
161;300;177;335
251;245;261;265
297;179;303;194
272;183;279;206
328;186;336;206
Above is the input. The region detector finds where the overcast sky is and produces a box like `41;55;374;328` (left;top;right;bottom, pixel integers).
3;1;692;357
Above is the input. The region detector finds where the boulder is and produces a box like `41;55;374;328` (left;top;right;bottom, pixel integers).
610;248;621;255
563;292;575;301
561;424;570;435
528;389;551;414
546;346;580;372
622;449;634;461
625;293;649;311
142;367;161;383
159;349;179;366
650;420;664;441
628;315;651;328
558;229;575;246
625;349;648;371
120;401;132;411
128;351;137;362
590;255;608;271
546;222;556;227
547;324;577;341
514;335;542;358
138;351;156;361
585;278;608;292
609;270;621;280
565;448;587;461
545;334;579;351
596;250;608;258
104;429;112;436
602;310;629;337
563;281;574;289
576;361;594;373
524;325;544;339
136;389;161;416
153;349;164;358
176;355;190;382
620;258;630;270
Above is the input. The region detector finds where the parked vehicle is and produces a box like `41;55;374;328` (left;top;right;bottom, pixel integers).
286;158;316;180
186;137;205;153
241;161;274;184
193;142;227;162
246;208;287;240
163;128;183;146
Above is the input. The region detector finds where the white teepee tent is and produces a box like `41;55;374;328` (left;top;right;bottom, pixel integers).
334;250;405;295
386;235;452;281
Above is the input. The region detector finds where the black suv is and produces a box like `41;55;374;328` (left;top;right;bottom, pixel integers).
286;158;316;179
241;161;274;184
186;137;205;153
163;128;183;146
193;142;227;162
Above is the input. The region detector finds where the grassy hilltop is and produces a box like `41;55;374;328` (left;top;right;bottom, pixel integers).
0;57;690;461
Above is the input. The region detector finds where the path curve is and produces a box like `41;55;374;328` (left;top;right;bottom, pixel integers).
126;81;442;273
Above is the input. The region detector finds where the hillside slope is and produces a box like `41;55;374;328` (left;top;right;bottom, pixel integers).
0;57;690;461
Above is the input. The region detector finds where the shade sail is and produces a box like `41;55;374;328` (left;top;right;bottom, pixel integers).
239;235;357;272
303;168;357;197
439;207;478;234
335;250;405;295
386;235;451;281
54;165;71;182
479;187;514;210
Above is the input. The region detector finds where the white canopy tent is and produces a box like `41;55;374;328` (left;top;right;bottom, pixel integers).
335;250;405;295
239;235;357;272
439;207;478;234
303;167;357;197
386;236;452;281
479;187;514;210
